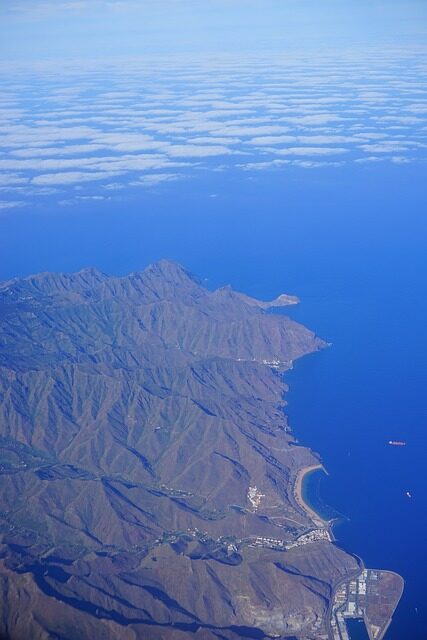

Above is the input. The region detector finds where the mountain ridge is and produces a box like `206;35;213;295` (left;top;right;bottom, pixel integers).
0;261;357;640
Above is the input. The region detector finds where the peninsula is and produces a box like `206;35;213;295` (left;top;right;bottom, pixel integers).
0;261;403;639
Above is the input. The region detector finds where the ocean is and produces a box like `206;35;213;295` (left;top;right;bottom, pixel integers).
1;162;426;638
284;282;426;639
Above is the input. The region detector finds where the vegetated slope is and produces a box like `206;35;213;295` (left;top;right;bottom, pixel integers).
0;260;357;640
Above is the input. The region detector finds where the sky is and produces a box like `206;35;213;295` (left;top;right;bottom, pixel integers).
1;0;427;60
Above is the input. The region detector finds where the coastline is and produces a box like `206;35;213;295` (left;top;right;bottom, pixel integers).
294;463;330;528
366;569;405;640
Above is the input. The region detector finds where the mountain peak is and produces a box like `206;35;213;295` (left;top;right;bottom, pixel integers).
76;266;108;280
143;259;200;284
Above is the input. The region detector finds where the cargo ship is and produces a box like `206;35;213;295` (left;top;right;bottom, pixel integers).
388;440;406;446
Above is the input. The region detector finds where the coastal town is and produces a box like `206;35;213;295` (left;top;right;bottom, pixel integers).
247;527;331;551
293;466;404;640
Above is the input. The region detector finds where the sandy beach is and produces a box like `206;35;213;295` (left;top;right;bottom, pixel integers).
294;464;330;527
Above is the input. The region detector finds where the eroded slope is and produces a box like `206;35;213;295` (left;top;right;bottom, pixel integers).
0;261;358;640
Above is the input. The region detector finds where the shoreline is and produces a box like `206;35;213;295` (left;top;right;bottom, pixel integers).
294;463;330;527
367;569;405;640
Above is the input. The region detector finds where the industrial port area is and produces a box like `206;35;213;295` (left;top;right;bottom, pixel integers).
330;568;404;640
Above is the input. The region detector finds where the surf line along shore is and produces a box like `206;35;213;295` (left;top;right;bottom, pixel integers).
294;463;331;528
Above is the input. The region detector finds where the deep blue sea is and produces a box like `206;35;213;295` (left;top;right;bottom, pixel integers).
1;163;426;638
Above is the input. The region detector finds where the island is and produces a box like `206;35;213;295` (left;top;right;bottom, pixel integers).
0;260;403;639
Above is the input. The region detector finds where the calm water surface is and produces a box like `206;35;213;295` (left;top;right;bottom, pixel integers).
346;618;371;640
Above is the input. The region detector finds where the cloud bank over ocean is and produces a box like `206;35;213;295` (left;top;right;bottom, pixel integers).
0;48;426;210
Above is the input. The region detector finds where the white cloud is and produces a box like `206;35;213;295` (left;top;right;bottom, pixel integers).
0;47;426;205
248;134;356;146
248;135;295;145
31;170;124;185
164;144;233;157
0;124;99;148
210;125;288;137
271;146;349;157
358;141;422;153
189;136;242;145
291;160;344;168
375;115;423;125
130;172;183;186
237;159;291;170
283;114;345;125
355;156;383;164
0;173;28;185
0;200;28;209
102;182;126;190
11;144;107;157
391;156;412;164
